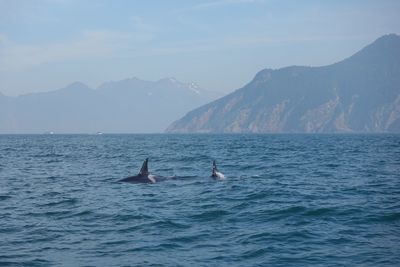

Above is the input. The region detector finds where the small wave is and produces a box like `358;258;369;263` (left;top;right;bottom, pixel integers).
41;191;62;197
241;248;268;259
0;260;23;267
45;159;62;163
325;237;351;244
153;242;182;250
25;234;62;244
372;212;400;222
190;209;230;221
192;202;217;210
116;225;143;233
60;209;96;220
273;205;307;215
284;229;317;241
36;198;78;207
0;225;20;234
243;191;269;201
25;210;72;218
0;195;11;201
121;243;181;253
167;233;205;243
75;210;94;216
101;239;131;246
304;207;337;217
239;232;271;245
0;253;31;261
113;213;152;221
34;153;64;158
22;258;53;267
324;163;340;168
148;219;190;229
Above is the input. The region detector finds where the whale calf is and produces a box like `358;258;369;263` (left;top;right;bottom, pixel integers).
211;160;225;180
119;158;170;184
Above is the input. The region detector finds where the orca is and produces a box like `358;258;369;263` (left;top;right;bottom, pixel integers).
119;158;169;184
211;160;225;180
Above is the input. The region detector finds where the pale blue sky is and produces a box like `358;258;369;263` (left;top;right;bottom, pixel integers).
0;0;399;96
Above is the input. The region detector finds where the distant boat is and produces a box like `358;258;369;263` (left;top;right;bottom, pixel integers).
96;132;103;135
44;131;54;135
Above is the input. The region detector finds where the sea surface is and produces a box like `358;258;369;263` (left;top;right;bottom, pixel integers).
0;134;399;266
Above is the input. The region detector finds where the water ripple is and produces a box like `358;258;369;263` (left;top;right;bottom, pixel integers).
0;134;399;266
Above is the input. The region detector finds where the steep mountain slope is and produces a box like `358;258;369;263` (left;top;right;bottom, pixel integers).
0;78;219;133
166;34;400;133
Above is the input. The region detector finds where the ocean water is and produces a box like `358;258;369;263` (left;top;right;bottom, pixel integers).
0;134;399;267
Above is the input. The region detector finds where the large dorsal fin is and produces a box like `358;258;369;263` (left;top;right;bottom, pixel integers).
139;158;149;175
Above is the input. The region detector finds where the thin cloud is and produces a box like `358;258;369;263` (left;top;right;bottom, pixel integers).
185;0;262;11
0;29;360;72
129;15;159;33
0;30;144;71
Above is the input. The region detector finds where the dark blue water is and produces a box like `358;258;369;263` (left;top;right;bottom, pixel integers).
0;134;399;266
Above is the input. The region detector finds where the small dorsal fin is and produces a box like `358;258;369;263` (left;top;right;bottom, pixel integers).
139;158;149;175
212;160;218;176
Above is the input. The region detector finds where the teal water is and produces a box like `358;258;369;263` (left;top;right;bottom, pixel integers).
0;134;399;266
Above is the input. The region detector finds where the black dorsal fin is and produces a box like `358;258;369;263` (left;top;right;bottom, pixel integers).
212;160;218;176
139;158;149;175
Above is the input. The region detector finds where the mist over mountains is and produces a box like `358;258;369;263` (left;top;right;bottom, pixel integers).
167;34;400;133
2;34;400;134
0;78;219;133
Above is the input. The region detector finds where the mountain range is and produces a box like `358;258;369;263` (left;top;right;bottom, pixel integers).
0;78;219;133
167;34;400;133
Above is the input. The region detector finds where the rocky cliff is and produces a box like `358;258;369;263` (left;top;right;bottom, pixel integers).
166;34;400;133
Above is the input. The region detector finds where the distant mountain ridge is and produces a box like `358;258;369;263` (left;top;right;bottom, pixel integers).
0;77;220;133
166;34;400;133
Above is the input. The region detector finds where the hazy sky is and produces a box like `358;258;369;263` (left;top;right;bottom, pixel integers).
1;0;399;96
